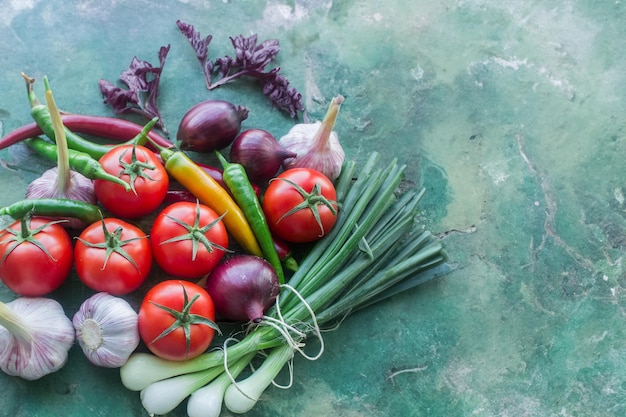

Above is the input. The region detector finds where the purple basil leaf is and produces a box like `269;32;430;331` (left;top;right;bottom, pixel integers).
158;44;170;67
259;69;304;118
213;55;235;79
178;22;305;118
144;45;170;134
99;45;170;134
120;57;152;91
250;39;280;68
229;35;279;70
177;20;213;88
230;34;258;65
98;79;140;112
209;36;281;88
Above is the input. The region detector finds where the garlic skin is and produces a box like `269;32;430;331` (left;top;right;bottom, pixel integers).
26;167;96;203
26;167;96;229
0;297;74;380
73;292;140;368
279;95;345;181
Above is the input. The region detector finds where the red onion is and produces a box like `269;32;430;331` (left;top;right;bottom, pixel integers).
204;255;280;323
230;129;296;183
177;100;249;152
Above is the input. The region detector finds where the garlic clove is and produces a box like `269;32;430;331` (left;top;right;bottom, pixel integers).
73;292;140;368
0;297;74;380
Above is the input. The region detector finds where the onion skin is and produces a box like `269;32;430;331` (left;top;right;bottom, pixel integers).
177;100;249;152
230;129;296;183
204;255;280;323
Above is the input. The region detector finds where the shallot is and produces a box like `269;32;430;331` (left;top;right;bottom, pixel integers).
229;129;296;183
177;100;248;152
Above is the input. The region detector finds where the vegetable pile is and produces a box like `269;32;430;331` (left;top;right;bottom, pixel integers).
0;20;448;417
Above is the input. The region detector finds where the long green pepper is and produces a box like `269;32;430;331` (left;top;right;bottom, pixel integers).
215;151;285;284
25;136;132;191
21;73;157;159
0;198;103;225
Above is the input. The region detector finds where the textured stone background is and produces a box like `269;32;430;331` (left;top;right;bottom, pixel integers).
1;1;625;416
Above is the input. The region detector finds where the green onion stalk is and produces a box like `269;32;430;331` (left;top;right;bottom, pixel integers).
121;152;448;415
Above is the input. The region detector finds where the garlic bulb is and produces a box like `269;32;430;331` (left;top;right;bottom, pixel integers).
26;167;96;203
25;76;96;229
0;297;74;380
279;95;345;181
73;292;140;368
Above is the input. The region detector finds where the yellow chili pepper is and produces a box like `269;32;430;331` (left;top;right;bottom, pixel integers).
155;144;263;257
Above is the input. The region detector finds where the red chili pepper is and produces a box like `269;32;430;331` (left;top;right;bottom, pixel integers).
163;189;197;204
1;114;266;198
272;235;299;272
0;114;173;150
0;122;42;149
60;114;172;148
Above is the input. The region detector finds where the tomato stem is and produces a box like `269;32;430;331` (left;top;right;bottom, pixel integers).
273;177;338;238
0;217;67;264
160;200;231;261
75;219;147;271
118;145;158;195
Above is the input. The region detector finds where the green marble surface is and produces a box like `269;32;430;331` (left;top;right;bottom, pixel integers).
1;1;625;416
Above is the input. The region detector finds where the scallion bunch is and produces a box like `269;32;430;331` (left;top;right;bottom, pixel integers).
120;152;448;416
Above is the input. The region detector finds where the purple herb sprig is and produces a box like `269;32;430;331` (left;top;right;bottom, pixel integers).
176;20;304;118
176;20;213;90
99;45;171;134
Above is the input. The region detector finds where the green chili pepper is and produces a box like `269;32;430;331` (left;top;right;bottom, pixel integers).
0;198;103;225
21;73;157;159
215;151;285;284
24;136;132;191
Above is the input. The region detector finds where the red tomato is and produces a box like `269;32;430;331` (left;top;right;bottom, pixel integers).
0;217;72;296
94;144;169;218
262;168;338;243
150;201;229;278
74;218;152;295
138;280;218;361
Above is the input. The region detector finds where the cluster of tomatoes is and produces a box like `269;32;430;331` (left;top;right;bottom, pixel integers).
0;140;339;361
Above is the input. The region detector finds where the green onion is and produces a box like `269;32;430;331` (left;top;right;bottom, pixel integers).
120;151;448;414
187;350;255;417
139;350;256;416
140;365;224;415
223;344;295;414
